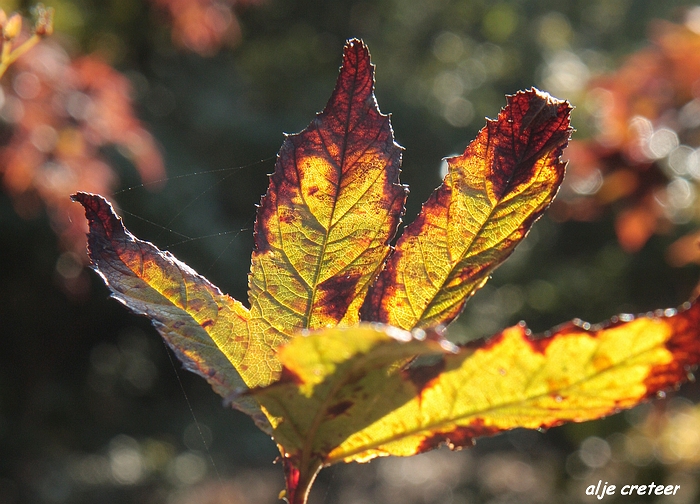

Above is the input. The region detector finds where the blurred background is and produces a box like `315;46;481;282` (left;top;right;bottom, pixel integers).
1;0;700;502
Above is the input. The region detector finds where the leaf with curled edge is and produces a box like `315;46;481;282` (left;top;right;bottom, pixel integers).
249;39;407;340
361;89;572;330
252;300;700;501
71;192;277;432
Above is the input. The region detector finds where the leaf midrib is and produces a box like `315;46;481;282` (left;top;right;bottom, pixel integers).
414;140;557;328
326;331;665;463
303;58;360;329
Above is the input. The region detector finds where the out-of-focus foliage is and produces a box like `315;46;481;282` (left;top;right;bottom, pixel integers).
0;4;164;300
558;12;700;262
149;0;264;56
0;44;163;262
0;4;53;78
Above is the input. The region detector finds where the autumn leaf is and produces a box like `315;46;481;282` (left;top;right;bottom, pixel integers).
362;88;572;330
72;38;700;504
252;301;700;502
71;192;273;432
248;324;454;503
249;39;407;338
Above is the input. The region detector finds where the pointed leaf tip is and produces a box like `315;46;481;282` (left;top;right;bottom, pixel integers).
71;191;127;243
362;88;572;330
71;192;276;432
249;36;408;338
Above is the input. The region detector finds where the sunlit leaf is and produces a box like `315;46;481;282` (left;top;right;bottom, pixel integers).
249;39;407;338
253;301;700;500
72;37;700;504
248;323;453;503
362;89;571;330
71;192;274;431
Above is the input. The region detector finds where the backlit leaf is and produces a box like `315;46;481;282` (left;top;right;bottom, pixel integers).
248;324;453;503
362;89;572;330
249;39;407;339
71;192;274;431
251;324;450;447
253;300;700;499
71;39;700;504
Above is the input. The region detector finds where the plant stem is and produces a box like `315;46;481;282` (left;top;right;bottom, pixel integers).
0;34;40;80
285;459;322;504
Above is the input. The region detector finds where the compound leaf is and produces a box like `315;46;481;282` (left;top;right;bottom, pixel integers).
72;39;700;504
249;39;407;339
362;89;572;330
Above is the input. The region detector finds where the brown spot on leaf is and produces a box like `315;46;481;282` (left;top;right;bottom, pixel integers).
326;400;353;418
415;419;502;453
644;300;700;398
278;366;304;385
526;322;584;355
316;273;362;320
402;358;446;395
201;319;214;329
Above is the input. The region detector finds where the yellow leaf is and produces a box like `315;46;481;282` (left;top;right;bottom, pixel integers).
362;89;572;330
252;301;700;499
72;192;275;430
249;323;452;503
249;39;407;339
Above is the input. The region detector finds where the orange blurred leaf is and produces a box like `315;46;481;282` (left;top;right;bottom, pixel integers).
0;43;164;269
149;0;262;55
561;18;700;252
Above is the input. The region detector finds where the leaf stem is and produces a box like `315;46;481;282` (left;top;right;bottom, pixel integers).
284;457;322;504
